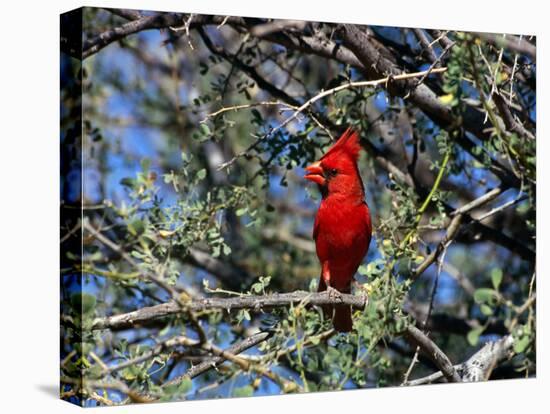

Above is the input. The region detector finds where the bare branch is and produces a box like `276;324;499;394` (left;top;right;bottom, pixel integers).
462;335;515;381
413;28;438;64
105;8;143;21
404;334;516;385
451;187;504;216
82;14;245;59
83;13;179;58
250;20;307;37
163;331;271;386
403;325;461;382
493;92;536;141
413;214;462;278
91;290;367;330
478;33;536;62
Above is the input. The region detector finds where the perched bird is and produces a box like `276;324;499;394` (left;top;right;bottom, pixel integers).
304;128;372;332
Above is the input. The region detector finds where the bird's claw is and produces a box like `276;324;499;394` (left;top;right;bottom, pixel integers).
326;286;343;302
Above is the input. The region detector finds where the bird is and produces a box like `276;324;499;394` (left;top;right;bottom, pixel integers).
304;127;372;332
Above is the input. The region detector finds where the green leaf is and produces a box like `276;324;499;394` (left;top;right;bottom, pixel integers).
222;244;232;256
177;377;192;394
251;282;262;293
212;245;221;257
480;304;493;316
235;207;247;217
467;326;484;346
491;268;503;290
196;168;207;181
199;123;211;136
474;288;497;305
310;336;320;346
514;336;530;354
232;385;254;398
128;219;145;236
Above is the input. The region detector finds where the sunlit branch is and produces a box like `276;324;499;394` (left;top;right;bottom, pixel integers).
91;290;367;331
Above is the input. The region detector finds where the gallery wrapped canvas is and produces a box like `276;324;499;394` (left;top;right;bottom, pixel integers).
60;6;536;407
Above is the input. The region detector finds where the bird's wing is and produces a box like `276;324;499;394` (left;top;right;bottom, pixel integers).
313;210;320;241
362;201;373;239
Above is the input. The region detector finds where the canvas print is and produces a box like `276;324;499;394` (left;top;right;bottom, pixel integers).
60;7;536;407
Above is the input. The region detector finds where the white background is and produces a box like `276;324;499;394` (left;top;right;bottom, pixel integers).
0;0;546;411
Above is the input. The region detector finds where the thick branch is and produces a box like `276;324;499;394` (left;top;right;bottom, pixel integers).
413;28;438;64
83;13;246;59
83;13;180;58
461;334;515;381
478;33;536;62
403;325;461;382
250;20;307;37
404;334;515;385
91;290;367;330
341;24;454;126
105;8;143;21
493;92;536;141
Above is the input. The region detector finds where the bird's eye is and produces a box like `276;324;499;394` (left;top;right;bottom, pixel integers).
329;168;338;176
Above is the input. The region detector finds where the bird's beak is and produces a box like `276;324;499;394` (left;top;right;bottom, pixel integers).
304;161;326;186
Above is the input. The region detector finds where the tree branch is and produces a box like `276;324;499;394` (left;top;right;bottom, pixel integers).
163;331;271;386
105;8;143;21
83;13;246;59
83;13;179;58
478;33;536;62
91;290;367;330
250;19;307;37
461;334;515;381
403;325;461;382
404;334;515;385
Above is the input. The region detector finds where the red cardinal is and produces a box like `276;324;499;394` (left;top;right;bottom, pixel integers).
304;128;372;332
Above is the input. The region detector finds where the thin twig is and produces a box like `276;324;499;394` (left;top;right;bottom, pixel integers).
169;14;195;50
201;101;295;123
217;67;447;171
474;194;527;222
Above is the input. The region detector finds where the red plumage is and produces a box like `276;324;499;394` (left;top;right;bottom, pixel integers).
305;128;372;332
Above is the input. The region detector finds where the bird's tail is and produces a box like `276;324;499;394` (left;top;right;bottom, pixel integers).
332;306;353;332
318;277;353;333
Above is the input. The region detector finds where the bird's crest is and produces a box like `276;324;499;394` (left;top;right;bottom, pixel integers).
321;127;362;161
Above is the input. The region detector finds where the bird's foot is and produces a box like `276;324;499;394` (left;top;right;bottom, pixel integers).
326;286;343;302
